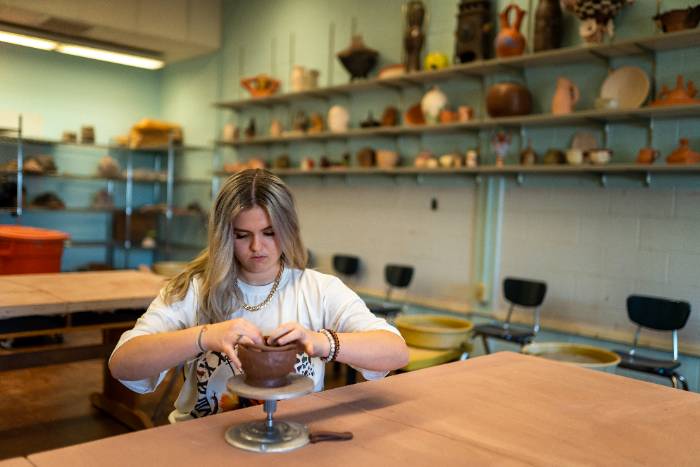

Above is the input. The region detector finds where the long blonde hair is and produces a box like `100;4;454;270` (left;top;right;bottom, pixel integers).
164;169;307;323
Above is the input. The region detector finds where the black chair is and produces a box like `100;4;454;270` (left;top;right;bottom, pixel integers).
614;295;691;391
473;277;547;354
332;254;359;277
366;264;414;319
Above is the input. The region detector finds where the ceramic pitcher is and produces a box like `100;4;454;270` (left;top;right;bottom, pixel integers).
495;4;527;58
551;77;580;115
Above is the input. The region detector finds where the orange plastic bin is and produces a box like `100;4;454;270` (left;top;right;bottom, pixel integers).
0;225;70;274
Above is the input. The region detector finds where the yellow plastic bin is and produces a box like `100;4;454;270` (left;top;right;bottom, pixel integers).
522;342;621;372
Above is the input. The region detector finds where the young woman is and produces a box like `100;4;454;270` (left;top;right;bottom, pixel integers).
109;169;408;419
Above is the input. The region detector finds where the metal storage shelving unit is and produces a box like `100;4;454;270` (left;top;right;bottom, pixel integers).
0;119;209;269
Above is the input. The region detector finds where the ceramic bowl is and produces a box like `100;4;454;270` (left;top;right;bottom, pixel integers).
152;261;187;277
600;66;649;109
394;314;473;350
588;148;612;165
522;342;620;373
238;341;298;388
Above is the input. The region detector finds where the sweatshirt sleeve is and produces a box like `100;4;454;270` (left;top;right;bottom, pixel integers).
322;275;404;381
109;281;198;394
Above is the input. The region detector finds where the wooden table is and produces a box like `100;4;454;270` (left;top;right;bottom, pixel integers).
0;270;166;429
0;458;33;467
25;352;700;466
0;270;165;319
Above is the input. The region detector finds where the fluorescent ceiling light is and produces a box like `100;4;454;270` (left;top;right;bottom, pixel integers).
0;26;164;70
0;30;57;50
56;44;164;70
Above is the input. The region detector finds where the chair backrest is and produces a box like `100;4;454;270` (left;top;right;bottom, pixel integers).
385;264;413;288
332;254;360;276
627;295;691;331
503;277;547;308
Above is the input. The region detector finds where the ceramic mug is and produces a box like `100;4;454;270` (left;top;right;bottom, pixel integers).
566;148;584;165
636;147;659;164
458;106;474;122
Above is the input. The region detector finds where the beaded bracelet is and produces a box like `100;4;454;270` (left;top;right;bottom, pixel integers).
319;328;335;362
324;328;340;362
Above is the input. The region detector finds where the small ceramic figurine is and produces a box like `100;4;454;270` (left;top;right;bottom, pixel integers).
244;118;256;139
491;131;511;167
495;4;527;58
328;105;350;132
520;141;538;165
269;119;283;138
551;77;580;115
465;149;480;168
563;0;635;44
292;111;309;133
308;113;324;133
650;75;700;107
421;86;448;124
381;106;400;126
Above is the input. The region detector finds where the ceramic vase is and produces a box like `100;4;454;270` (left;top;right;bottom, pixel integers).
495;4;526;58
533;0;563;52
421;86;448;124
328;105;350;132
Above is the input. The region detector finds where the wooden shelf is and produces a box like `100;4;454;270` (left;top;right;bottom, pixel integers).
216;104;700;147
0;136;210;153
213;164;700;179
214;29;700;111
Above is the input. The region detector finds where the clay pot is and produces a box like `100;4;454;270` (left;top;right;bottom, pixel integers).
357;147;376;167
337;35;378;81
381;106;400;126
328;105;350;133
534;0;563;52
654;6;700;33
486;82;532;117
405;103;426;125
238;341;298;388
376;149;400;168
495;4;527;58
666;138;700;164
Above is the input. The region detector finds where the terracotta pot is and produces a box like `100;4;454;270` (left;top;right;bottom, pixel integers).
486;82;532;117
495;4;527;58
238;341;298;388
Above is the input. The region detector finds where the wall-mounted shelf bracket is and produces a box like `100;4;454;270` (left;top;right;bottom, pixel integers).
516;173;524;186
644;171;652;187
599;173;608;187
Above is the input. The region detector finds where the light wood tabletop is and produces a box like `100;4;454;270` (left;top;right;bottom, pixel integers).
0;270;166;318
0;457;33;467
26;352;700;466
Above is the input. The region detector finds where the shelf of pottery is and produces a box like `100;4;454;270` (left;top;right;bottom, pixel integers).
0;117;211;268
214;1;700;183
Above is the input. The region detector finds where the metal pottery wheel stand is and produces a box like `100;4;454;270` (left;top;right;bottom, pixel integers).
225;374;314;453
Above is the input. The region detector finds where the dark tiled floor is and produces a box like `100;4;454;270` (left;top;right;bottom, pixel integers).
0;332;355;460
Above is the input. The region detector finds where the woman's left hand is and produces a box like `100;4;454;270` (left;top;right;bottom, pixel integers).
267;322;328;358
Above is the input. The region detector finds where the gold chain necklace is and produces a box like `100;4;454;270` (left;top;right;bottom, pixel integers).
238;263;284;312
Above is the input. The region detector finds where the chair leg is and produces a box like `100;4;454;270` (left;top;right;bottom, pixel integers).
481;335;491;354
672;373;689;391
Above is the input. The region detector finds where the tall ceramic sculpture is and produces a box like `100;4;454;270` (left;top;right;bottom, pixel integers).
403;0;425;72
454;0;492;63
533;0;563;52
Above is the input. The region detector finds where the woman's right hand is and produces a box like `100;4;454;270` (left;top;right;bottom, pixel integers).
201;318;264;370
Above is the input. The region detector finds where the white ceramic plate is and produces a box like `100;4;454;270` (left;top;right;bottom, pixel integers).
600;66;650;109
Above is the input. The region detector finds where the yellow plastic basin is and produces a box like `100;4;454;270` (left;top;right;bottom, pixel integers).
394;314;473;350
522;342;621;371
